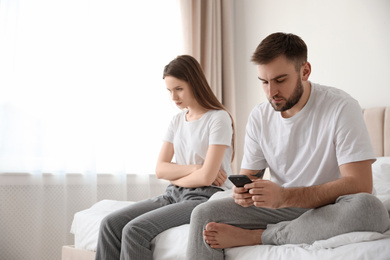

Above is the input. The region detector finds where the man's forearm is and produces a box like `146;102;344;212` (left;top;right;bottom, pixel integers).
250;169;265;179
281;176;372;209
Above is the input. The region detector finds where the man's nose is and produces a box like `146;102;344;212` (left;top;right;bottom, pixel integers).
268;82;279;97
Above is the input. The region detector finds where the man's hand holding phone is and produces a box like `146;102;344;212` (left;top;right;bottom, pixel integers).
228;175;256;207
229;173;286;209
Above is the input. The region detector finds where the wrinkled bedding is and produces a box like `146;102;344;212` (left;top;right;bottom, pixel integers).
71;157;390;260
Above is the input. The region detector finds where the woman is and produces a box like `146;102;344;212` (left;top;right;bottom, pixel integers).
95;55;235;260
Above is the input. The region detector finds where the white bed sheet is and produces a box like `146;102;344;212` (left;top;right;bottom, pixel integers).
71;157;390;259
70;199;390;260
71;200;134;251
152;223;390;260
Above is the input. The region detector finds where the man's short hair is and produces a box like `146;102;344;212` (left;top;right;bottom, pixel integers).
251;32;307;71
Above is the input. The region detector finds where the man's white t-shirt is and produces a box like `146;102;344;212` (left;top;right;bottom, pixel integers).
164;110;233;190
241;82;376;188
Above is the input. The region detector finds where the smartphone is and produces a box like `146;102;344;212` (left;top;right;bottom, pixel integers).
228;175;253;187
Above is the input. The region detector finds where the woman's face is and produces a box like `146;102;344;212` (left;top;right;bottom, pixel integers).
164;76;197;110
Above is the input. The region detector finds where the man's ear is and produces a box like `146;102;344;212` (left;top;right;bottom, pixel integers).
301;62;311;81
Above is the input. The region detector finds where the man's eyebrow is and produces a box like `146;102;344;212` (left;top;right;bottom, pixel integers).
258;74;288;82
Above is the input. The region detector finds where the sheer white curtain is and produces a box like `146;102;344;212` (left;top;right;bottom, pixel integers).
180;0;238;171
0;1;181;259
0;0;182;176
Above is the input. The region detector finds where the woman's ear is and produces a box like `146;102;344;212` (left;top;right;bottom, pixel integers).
301;62;311;81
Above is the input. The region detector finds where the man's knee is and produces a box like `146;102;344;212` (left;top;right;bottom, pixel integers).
338;193;389;233
190;198;228;224
191;201;212;223
339;193;383;212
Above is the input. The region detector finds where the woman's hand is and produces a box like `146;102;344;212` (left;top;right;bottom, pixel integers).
212;169;227;186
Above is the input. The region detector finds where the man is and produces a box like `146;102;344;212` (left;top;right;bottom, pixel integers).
186;32;389;260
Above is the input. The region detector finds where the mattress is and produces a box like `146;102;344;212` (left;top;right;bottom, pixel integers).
69;157;390;260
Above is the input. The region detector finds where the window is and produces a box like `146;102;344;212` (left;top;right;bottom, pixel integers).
0;0;182;174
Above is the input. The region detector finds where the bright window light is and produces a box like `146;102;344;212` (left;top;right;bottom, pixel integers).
0;0;182;174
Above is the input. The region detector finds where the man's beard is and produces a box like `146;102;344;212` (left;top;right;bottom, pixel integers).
268;77;304;112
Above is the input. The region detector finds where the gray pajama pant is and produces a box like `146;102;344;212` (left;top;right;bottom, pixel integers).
95;184;222;260
186;193;390;260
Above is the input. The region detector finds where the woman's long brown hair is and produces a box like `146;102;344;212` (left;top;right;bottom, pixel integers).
163;55;235;161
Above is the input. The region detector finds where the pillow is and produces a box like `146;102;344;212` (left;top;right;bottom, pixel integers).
372;157;390;182
372;157;390;213
382;199;390;216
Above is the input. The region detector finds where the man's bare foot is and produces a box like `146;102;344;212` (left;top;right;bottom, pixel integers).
203;222;264;249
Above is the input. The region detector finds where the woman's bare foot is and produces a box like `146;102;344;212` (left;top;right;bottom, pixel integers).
203;222;264;249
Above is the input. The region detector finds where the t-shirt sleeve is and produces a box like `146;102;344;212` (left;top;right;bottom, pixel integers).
240;107;267;170
334;99;376;165
163;113;178;144
208;110;233;147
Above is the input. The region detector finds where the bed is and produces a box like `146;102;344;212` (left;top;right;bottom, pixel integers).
62;106;390;260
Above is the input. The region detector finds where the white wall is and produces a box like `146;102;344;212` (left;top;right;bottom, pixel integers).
232;0;390;171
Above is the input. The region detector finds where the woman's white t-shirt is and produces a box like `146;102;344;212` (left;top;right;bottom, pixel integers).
164;110;233;190
241;82;376;188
